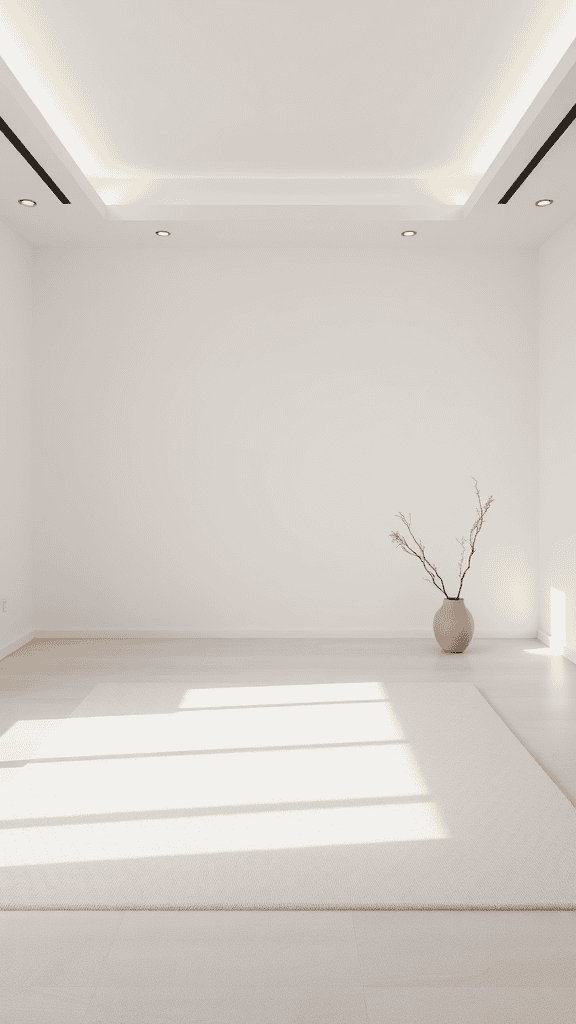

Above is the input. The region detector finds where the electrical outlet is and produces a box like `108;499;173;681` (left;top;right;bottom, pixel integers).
2;599;7;613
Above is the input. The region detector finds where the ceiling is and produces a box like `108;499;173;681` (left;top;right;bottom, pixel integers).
0;0;576;247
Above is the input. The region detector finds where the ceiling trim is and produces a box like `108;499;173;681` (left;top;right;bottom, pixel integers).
0;112;70;203
462;38;576;215
498;100;576;204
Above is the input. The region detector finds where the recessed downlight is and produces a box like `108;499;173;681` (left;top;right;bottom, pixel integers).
401;230;416;236
156;230;171;236
535;199;553;206
18;198;36;206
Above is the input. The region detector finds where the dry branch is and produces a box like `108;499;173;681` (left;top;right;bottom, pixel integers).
389;477;493;599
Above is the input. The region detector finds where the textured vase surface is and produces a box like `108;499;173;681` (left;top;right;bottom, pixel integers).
433;598;474;653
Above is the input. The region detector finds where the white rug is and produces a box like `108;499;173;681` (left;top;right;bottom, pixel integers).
0;671;574;909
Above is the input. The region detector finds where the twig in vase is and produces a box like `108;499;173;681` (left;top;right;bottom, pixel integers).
389;477;494;599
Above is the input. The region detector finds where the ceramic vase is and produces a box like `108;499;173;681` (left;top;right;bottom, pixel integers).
433;597;474;653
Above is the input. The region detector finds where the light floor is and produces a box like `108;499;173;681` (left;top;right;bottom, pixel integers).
0;637;574;1023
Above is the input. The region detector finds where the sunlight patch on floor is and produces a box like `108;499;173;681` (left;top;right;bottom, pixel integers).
0;742;429;820
0;680;451;863
0;799;448;865
8;701;406;759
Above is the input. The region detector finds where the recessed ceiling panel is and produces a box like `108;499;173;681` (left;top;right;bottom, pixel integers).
1;0;576;210
1;0;576;239
2;0;550;173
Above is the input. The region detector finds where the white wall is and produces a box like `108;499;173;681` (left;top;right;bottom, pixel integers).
538;216;576;658
32;246;538;637
0;218;33;657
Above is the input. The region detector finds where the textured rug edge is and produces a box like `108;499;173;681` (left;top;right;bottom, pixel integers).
1;902;575;911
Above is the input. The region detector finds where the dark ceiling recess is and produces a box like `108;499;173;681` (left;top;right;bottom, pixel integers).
0;114;71;204
499;100;576;203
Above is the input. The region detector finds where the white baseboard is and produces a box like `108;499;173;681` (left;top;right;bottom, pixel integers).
12;628;574;667
33;628;539;640
0;628;35;662
6;627;574;664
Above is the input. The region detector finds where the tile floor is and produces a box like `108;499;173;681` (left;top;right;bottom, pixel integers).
0;637;574;1023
